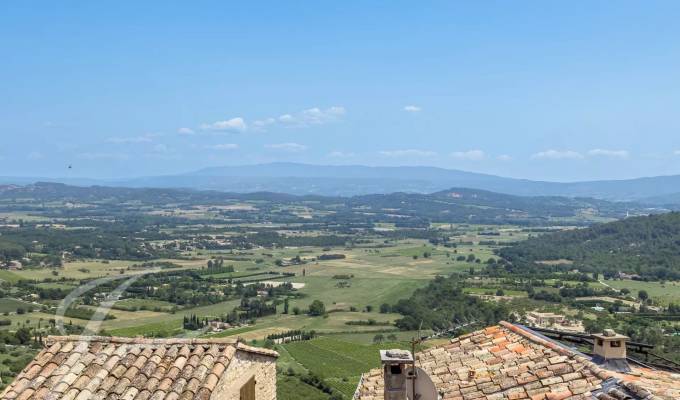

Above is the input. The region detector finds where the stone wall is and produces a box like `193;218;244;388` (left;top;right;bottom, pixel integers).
214;349;277;400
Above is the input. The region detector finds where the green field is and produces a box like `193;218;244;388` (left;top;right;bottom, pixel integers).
0;298;37;314
281;338;414;397
602;280;680;306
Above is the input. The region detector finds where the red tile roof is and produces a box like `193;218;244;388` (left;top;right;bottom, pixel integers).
354;322;680;400
1;335;278;400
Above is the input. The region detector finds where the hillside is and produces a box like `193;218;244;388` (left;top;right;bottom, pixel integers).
499;212;680;280
0;183;649;226
4;163;680;201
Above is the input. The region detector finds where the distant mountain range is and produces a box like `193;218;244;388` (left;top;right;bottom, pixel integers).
2;162;679;203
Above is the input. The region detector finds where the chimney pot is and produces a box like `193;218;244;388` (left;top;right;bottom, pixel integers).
592;330;630;371
380;350;414;400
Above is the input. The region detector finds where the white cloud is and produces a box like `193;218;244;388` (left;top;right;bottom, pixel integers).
328;151;357;158
200;117;247;132
497;154;513;161
379;149;437;157
27;151;43;160
588;149;629;159
403;105;421;112
531;150;584;160
278;114;294;123
178;127;195;135
252;118;276;131
206;143;239;150
265;142;308;152
78;152;129;160
277;106;346;127
106;133;159;144
450;150;486;161
673;150;680;156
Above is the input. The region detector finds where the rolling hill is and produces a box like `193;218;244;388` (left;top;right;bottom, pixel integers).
499;212;680;280
0;182;651;226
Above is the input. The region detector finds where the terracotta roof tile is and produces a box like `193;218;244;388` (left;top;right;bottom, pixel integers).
1;335;277;400
354;322;680;400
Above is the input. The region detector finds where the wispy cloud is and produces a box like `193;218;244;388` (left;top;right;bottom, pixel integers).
674;150;680;156
497;154;513;161
450;150;486;161
200;117;247;133
403;105;421;113
265;142;308;152
206;143;239;150
328;151;357;158
187;106;345;134
106;133;160;144
78;152;129;160
27;151;44;160
588;149;629;159
531;149;584;160
252;117;276;131
151;144;169;153
379;149;436;157
277;106;346;127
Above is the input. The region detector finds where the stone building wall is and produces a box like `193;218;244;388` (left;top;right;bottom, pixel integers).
214;349;277;400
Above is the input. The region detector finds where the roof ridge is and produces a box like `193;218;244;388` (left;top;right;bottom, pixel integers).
45;335;239;346
237;342;280;358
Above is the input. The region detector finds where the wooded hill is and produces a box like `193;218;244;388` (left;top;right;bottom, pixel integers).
0;182;650;226
499;212;680;280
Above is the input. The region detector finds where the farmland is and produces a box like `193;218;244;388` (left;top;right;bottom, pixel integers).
0;183;678;397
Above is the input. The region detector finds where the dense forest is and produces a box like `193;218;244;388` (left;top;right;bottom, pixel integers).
392;274;511;331
500;212;680;280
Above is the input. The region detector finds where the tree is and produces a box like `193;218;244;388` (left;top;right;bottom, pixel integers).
373;334;385;344
14;327;31;344
638;290;649;302
293;306;301;315
308;300;325;316
379;303;391;314
283;298;289;314
496;289;505;296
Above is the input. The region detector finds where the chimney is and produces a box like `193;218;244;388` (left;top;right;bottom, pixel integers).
380;349;414;400
592;329;630;371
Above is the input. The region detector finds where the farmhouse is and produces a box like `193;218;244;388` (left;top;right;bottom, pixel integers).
2;335;278;400
354;321;680;399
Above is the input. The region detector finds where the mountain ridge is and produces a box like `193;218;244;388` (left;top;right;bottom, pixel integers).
2;162;680;202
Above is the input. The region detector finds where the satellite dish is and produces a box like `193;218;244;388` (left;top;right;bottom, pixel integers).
407;367;439;400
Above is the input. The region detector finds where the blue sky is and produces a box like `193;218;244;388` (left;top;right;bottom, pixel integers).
2;1;680;181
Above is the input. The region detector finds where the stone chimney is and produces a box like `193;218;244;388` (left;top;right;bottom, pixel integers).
592;329;630;371
380;349;414;400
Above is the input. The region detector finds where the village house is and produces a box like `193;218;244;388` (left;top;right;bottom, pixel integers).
354;321;680;400
2;335;278;400
524;311;585;333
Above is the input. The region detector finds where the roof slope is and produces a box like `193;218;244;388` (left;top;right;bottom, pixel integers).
2;335;278;400
354;321;680;400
